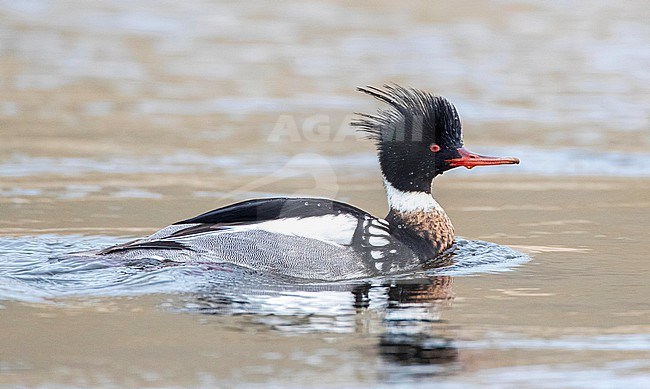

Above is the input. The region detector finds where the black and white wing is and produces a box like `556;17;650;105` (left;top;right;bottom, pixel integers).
95;198;418;280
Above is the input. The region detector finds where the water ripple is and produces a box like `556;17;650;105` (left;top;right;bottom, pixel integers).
0;234;528;304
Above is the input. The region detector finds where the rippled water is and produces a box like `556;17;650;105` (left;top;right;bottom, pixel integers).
3;147;650;180
0;234;529;383
1;0;649;387
0;235;527;303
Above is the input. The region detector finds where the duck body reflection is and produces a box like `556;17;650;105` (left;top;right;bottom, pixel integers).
187;274;460;378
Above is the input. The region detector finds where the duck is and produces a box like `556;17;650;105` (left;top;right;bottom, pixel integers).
92;85;519;281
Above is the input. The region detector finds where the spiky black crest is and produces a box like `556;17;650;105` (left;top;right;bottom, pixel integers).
352;84;466;192
352;84;463;148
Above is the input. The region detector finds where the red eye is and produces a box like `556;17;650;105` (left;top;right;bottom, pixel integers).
429;143;441;153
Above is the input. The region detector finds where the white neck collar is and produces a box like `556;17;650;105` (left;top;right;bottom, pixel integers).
383;177;442;213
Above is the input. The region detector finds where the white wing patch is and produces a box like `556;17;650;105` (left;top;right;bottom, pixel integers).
223;214;360;246
368;225;388;236
368;236;389;246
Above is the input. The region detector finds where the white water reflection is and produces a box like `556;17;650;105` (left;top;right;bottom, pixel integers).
3;148;650;180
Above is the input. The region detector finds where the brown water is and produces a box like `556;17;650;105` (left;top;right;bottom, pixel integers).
1;1;649;387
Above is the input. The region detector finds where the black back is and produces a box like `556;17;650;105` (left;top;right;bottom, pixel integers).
174;197;371;225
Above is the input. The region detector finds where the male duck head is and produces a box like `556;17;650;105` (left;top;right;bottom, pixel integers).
352;84;520;195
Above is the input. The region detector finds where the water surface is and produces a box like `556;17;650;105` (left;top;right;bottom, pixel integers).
0;234;528;302
1;0;649;387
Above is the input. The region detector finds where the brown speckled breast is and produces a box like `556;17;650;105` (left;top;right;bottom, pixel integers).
387;208;455;256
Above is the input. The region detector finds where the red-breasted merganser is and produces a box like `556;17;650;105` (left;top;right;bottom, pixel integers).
94;85;519;281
